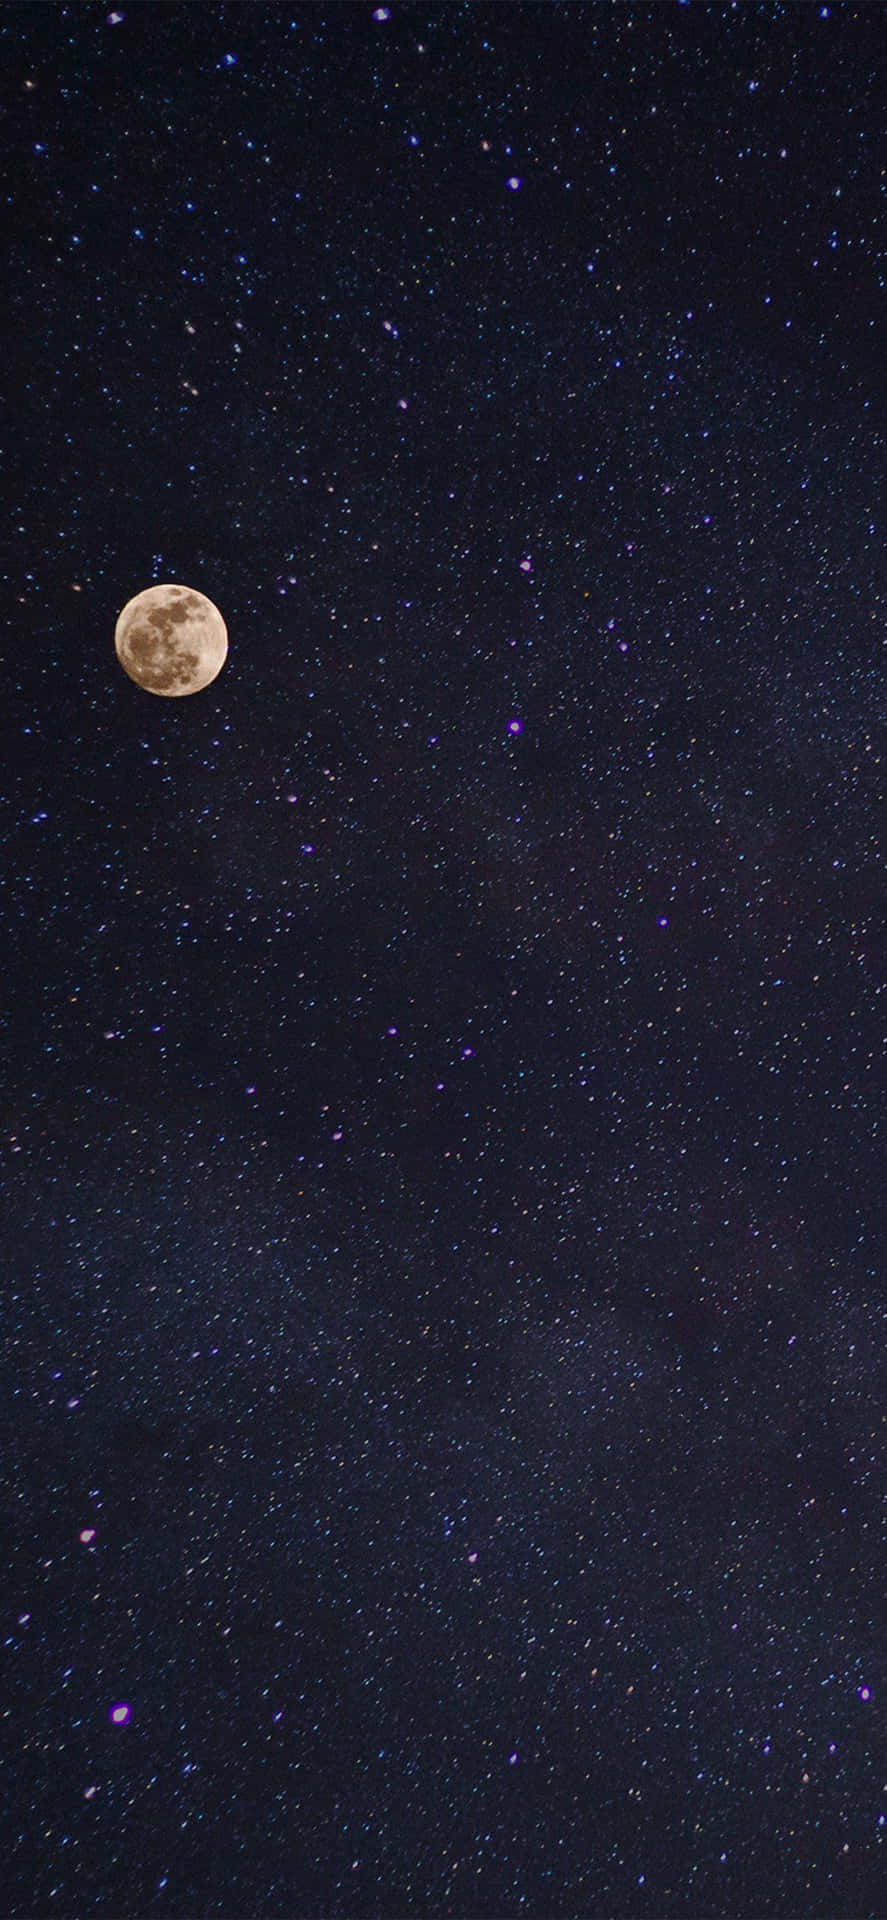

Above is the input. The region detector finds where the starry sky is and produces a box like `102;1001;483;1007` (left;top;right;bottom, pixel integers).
2;4;885;1916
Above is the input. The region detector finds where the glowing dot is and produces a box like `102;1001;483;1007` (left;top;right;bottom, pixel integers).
859;1686;871;1701
506;177;523;191
109;1703;131;1726
79;1528;96;1544
507;717;523;735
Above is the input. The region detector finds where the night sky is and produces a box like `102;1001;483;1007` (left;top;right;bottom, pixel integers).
2;4;885;1916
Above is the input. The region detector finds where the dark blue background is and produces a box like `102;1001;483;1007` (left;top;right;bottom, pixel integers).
2;5;884;1915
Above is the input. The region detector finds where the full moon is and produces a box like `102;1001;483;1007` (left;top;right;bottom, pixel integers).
114;583;228;696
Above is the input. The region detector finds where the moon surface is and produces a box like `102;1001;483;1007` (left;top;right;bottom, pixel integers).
114;583;228;696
